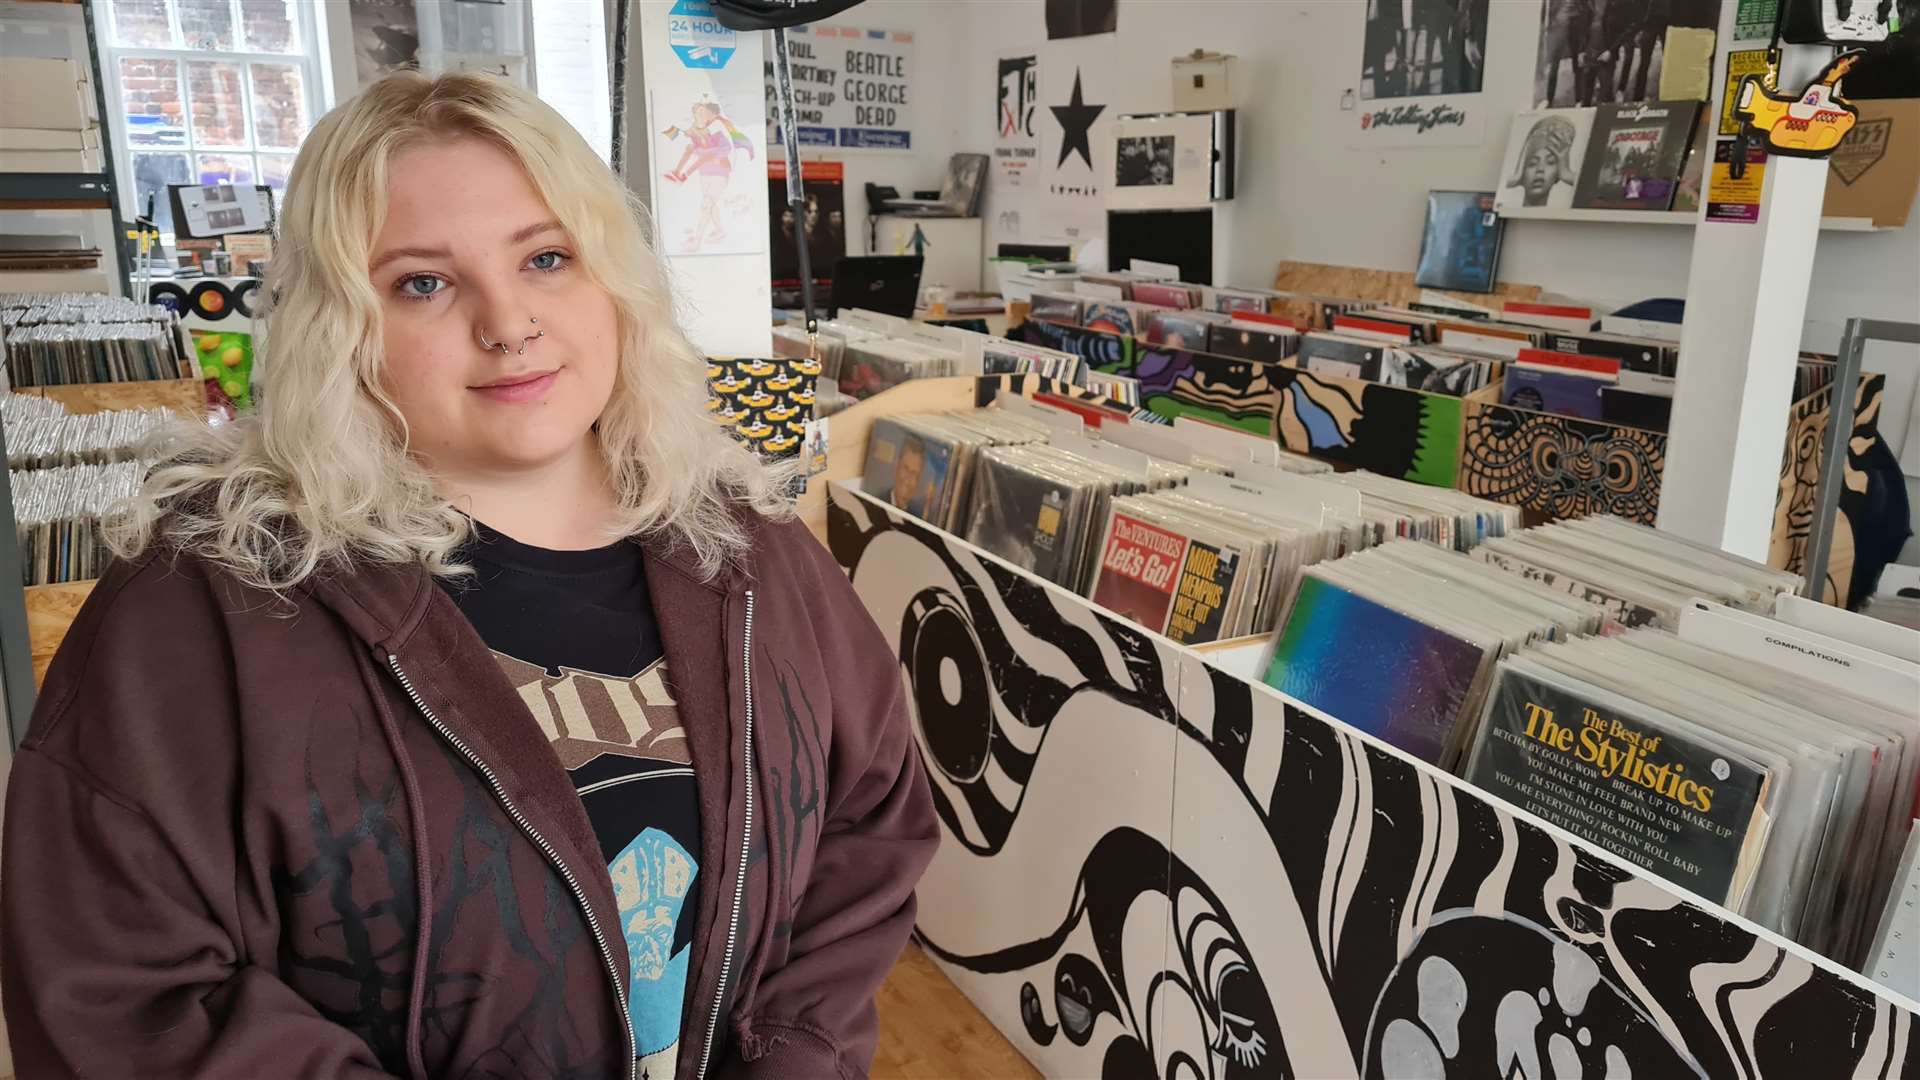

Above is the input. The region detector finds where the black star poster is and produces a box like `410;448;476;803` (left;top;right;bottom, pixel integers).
1037;64;1110;257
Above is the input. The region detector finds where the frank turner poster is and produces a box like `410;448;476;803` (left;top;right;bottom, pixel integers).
994;53;1041;189
1533;0;1723;107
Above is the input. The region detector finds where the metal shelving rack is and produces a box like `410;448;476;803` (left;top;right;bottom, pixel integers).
0;0;138;744
1803;317;1920;600
0;0;134;298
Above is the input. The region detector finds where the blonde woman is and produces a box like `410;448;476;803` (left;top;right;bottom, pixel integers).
2;72;936;1080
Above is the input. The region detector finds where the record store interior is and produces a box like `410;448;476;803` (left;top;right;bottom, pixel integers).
0;0;1918;1077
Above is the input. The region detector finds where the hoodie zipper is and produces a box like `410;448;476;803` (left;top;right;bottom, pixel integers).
385;653;638;1080
697;588;756;1080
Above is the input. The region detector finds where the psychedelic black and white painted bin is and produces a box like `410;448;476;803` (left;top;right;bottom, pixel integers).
825;479;1918;1079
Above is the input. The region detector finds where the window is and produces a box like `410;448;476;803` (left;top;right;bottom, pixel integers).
99;0;323;237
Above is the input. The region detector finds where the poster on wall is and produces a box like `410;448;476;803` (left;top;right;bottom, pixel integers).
1039;67;1109;257
1045;0;1117;39
763;24;914;150
650;84;766;256
768;159;845;287
994;53;1041;189
1361;0;1490;98
347;0;420;86
1351;0;1489;147
1533;0;1723;107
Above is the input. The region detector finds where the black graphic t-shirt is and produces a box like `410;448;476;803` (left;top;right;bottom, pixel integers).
442;522;699;1078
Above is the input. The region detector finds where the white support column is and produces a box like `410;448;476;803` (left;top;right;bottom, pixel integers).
1658;31;1835;561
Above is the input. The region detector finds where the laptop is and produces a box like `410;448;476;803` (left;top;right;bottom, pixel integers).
829;256;924;318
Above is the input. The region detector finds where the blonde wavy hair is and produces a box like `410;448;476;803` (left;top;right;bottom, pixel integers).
109;71;792;590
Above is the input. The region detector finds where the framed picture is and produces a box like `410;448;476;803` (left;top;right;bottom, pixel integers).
1106;113;1218;210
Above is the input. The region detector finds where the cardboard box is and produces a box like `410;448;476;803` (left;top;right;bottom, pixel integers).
1172;51;1236;111
0;127;99;152
1824;99;1920;228
0;58;92;131
0;148;101;173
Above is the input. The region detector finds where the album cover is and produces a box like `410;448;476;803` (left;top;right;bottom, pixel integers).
1378;347;1494;395
964;454;1082;585
1464;663;1771;905
1415;191;1504;294
1132;281;1198;309
1029;290;1085;325
1496;108;1597;210
1503;365;1609;419
1262;573;1492;764
1144;310;1221;350
1165;536;1241;644
1297;333;1386;382
1083;300;1147;339
1090;510;1189;634
1543;331;1674;375
1601;385;1675;431
1206;323;1295;363
862;417;953;520
1574;101;1704;210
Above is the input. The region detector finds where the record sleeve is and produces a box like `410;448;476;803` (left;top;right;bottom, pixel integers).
1574;101;1703;211
1414;191;1504;294
1262;572;1493;763
1206;323;1296;363
1464;661;1773;905
1090;508;1189;634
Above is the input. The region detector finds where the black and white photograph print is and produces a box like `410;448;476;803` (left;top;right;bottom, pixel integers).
1494;107;1596;210
1533;0;1724;107
347;0;421;87
1361;0;1493;100
1045;0;1118;40
1115;135;1175;187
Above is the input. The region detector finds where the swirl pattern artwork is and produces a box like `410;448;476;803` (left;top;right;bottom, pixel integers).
1770;376;1886;604
1460;404;1667;524
825;480;1916;1080
1018;320;1285;436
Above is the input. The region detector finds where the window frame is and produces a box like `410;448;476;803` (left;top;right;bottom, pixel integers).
94;0;327;234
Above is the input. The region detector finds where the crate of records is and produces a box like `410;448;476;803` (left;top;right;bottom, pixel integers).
1257;514;1920;972
3;391;183;585
1;293;195;387
860;401;1522;646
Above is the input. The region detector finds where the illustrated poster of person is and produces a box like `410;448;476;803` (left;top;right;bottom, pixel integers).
653;92;764;257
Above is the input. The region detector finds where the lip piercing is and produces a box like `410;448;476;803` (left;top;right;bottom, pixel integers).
517;317;545;356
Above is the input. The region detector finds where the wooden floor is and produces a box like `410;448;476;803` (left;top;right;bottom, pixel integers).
874;943;1041;1080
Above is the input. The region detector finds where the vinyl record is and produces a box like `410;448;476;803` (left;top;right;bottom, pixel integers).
148;282;188;315
230;278;261;319
188;281;233;321
900;588;993;784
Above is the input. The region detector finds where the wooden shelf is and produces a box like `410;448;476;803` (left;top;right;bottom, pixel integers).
1497;205;1895;232
13;377;204;416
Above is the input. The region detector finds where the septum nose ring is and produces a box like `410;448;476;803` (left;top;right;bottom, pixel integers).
477;317;545;355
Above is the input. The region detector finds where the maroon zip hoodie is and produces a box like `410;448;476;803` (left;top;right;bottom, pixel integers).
1;512;937;1080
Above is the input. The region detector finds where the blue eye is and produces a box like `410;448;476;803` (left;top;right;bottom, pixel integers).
398;274;444;300
529;250;568;272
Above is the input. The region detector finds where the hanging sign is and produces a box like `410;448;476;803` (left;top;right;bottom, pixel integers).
764;24;914;150
1706;139;1767;223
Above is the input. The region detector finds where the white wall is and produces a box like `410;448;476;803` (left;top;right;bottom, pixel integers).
768;0;969;260
951;0;1917;338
